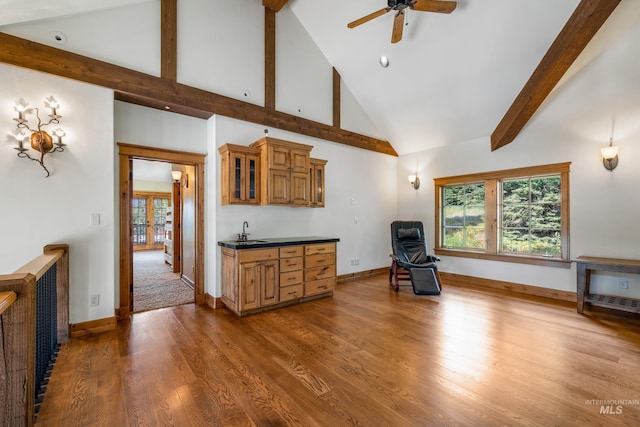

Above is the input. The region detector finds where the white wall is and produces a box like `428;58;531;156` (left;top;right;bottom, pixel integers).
397;16;640;298
178;0;265;106
276;7;332;125
0;1;160;76
0;63;115;323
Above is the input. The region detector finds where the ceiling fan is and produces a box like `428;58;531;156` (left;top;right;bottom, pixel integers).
347;0;457;44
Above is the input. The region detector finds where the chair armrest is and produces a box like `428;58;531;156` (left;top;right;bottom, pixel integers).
427;255;441;262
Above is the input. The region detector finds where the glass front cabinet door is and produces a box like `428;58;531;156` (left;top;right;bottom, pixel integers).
310;158;327;208
219;144;261;205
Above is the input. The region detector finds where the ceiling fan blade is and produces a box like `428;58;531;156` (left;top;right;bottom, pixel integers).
347;7;391;28
411;0;457;14
391;11;405;44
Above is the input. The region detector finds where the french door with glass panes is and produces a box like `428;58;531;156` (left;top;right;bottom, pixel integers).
132;192;170;251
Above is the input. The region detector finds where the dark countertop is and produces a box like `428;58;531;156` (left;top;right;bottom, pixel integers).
218;236;340;250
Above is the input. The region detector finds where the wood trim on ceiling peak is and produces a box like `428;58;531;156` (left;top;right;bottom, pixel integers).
491;0;623;151
263;0;289;13
0;32;397;156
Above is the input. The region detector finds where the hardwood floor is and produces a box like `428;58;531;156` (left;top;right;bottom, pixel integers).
36;274;640;426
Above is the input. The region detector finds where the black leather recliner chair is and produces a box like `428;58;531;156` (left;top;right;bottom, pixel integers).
389;220;442;294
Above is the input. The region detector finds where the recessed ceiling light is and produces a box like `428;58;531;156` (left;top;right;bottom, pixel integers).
51;31;67;45
164;106;171;110
379;56;390;68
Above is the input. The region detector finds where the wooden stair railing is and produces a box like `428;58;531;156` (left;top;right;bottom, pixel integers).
0;244;69;427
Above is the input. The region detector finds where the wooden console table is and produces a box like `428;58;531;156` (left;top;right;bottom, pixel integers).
575;256;640;314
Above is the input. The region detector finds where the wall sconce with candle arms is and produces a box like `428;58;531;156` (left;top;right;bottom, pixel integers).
9;96;67;177
171;170;188;188
601;137;619;172
408;172;420;190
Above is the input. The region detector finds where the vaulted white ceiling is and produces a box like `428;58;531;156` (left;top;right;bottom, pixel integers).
2;0;638;155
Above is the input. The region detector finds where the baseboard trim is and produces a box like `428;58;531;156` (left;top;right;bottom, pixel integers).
440;272;577;302
70;316;117;338
338;267;389;282
205;293;226;309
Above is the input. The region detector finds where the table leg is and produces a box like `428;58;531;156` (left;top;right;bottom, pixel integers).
576;263;586;314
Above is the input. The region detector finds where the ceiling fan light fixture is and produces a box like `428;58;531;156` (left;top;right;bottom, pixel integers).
379;56;390;67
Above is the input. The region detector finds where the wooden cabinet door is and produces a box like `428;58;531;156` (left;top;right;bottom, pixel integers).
290;172;309;205
229;153;260;205
244;153;260;204
239;262;261;311
261;260;279;306
310;161;326;207
290;148;310;173
268;170;290;204
269;145;290;170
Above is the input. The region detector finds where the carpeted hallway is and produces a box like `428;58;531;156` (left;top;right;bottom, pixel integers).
133;250;194;312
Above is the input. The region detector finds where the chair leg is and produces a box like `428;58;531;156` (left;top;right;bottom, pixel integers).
390;261;399;291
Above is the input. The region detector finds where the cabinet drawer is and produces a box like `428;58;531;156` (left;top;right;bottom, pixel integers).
305;279;335;296
305;253;335;268
280;270;303;286
280;257;303;272
238;248;278;263
305;265;336;282
280;284;304;302
280;246;304;258
305;243;335;256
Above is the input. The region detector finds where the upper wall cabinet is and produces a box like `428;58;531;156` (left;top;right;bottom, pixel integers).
220;137;326;208
251;137;313;207
219;144;261;205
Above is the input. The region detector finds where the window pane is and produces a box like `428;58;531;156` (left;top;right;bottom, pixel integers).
530;204;561;228
530;230;561;256
502;205;529;228
465;228;485;249
443;227;465;248
500;175;562;257
444;206;464;226
501;228;529;253
531;177;561;203
442;183;485;250
502;179;529;203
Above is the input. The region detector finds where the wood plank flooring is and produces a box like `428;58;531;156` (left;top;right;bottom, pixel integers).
35;275;640;426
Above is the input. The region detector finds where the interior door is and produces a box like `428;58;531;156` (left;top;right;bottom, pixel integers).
133;192;170;251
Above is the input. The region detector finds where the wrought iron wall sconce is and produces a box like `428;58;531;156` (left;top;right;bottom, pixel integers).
408;172;420;190
9;97;66;177
600;137;619;172
171;170;188;188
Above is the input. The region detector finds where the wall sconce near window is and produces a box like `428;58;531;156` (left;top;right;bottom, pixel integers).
171;170;188;188
601;137;619;172
9;97;67;177
408;173;420;190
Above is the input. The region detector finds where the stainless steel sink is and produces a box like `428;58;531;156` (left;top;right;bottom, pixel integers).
235;240;268;244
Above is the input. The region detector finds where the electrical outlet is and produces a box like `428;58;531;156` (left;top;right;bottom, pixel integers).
351;258;360;266
619;279;629;289
90;294;100;306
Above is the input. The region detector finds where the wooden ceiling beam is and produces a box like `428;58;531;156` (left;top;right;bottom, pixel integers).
160;0;177;80
265;8;276;110
491;0;622;151
262;0;288;13
0;32;397;156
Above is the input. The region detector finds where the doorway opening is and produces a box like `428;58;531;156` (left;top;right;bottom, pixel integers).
131;159;193;313
118;143;206;320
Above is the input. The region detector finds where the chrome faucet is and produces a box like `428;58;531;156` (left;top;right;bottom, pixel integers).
238;221;250;242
